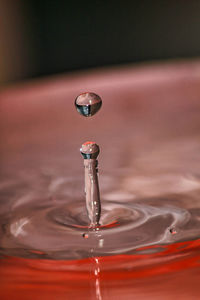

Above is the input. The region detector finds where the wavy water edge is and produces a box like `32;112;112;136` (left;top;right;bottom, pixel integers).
1;172;200;262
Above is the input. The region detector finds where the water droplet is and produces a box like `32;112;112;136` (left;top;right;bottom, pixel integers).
82;233;89;239
169;227;177;235
75;92;102;117
80;141;100;159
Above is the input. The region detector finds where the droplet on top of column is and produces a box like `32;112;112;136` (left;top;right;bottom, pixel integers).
80;141;100;159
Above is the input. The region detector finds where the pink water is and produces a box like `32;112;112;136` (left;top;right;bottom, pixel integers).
0;61;200;299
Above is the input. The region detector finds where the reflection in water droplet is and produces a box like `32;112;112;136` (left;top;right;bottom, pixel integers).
75;92;102;117
82;233;89;239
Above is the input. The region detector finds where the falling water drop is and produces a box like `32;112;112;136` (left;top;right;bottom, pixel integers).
75;92;102;117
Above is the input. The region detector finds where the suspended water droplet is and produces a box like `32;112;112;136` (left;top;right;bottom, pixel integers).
82;233;89;239
75;92;102;117
169;227;177;235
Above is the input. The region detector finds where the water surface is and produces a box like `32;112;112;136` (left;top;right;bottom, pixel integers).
0;61;200;299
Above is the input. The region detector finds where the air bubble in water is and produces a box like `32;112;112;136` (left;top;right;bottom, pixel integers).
75;92;102;117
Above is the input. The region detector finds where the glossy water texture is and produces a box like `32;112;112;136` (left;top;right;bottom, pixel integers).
75;92;102;117
1;61;200;299
81;141;101;227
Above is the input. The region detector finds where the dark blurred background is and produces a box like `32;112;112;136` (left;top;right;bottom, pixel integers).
0;0;200;85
